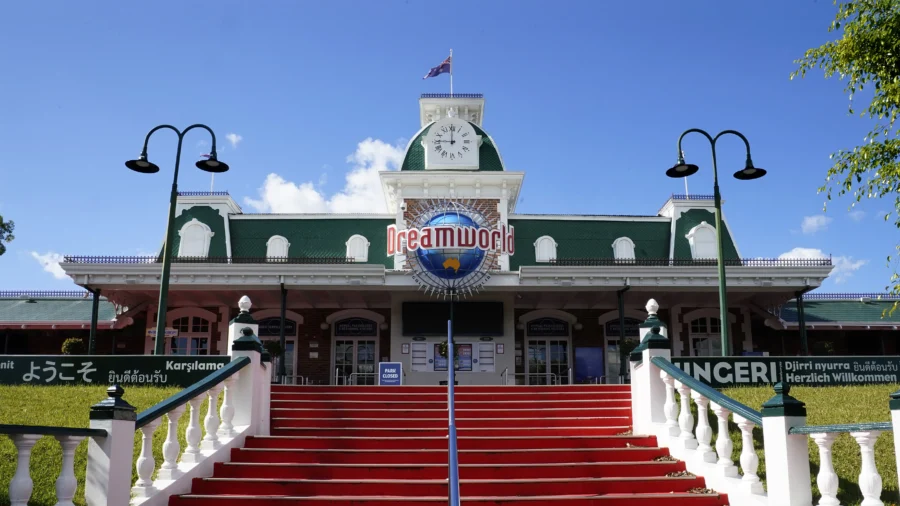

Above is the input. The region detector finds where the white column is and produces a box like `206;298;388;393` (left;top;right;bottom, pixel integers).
690;391;716;463
733;414;764;495
9;434;40;506
852;431;883;506
157;405;186;480
201;385;223;450
709;403;738;477
229;296;263;433
675;381;698;450
181;397;203;464
218;373;238;438
85;387;137;506
811;433;840;506
54;435;83;506
761;395;813;506
891;399;900;496
660;371;680;438
132;419;161;497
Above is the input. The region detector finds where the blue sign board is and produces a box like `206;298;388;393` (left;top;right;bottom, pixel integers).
378;362;403;386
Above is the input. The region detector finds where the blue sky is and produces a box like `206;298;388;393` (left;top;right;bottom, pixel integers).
0;0;895;292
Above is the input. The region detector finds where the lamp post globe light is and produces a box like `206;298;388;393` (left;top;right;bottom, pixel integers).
665;129;766;357
126;124;229;355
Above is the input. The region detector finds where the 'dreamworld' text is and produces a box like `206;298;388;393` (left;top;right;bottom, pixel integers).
386;224;515;256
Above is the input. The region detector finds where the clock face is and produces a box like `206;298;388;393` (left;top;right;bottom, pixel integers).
425;118;478;169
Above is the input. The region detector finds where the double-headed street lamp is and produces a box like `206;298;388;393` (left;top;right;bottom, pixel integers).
126;124;230;355
665;129;766;357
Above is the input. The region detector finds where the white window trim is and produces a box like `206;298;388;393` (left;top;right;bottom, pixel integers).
165;307;218;355
177;218;215;258
611;236;636;260
685;221;717;259
266;235;291;259
346;234;370;263
533;235;558;263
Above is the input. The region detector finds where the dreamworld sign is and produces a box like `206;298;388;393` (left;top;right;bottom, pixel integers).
386;222;515;256
386;201;514;295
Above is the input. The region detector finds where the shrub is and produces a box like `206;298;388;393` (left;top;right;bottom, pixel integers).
61;337;86;355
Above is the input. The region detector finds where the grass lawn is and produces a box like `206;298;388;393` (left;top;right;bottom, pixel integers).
719;384;900;506
0;384;219;506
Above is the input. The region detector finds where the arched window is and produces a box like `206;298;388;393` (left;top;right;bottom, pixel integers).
177;219;214;258
534;235;557;263
612;237;636;260
346;235;370;262
686;221;717;259
266;235;290;260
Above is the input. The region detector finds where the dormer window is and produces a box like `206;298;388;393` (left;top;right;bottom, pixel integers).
686;221;717;259
266;235;290;261
534;236;557;263
346;235;370;263
612;237;636;261
177;219;214;258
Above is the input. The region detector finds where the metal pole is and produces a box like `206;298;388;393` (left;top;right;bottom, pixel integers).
279;283;287;382
710;146;731;357
89;288;100;355
617;286;630;384
797;291;809;355
447;300;460;506
153;135;184;355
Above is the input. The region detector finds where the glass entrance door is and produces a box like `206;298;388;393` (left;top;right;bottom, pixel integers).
527;339;569;385
334;339;376;385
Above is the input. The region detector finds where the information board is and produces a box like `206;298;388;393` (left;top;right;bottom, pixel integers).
671;356;900;388
378;362;403;386
334;318;378;336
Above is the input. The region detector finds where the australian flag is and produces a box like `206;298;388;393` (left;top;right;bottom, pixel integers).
423;55;452;79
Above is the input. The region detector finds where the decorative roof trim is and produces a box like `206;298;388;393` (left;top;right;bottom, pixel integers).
510;214;669;222
0;291;94;299
232;214;395;220
799;293;900;301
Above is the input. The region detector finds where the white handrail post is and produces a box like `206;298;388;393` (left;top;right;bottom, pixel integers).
890;390;900;495
631;299;669;436
229;296;262;433
761;382;812;506
85;385;137;506
9;434;40;506
54;435;84;506
852;431;884;506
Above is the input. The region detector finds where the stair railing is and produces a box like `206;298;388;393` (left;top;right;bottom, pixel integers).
500;367;508;385
446;319;461;506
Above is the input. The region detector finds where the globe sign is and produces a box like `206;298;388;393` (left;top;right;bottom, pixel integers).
414;212;486;280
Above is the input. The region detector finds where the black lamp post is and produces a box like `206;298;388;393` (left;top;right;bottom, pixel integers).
126;124;229;355
665;129;766;357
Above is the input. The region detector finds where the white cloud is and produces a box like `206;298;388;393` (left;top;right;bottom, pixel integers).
801;215;832;234
849;210;866;222
226;133;243;149
31;251;67;280
778;247;867;284
245;138;404;214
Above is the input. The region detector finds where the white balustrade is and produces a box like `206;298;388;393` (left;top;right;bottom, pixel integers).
9;434;40;506
201;385;223;450
811;432;840;506
708;402;738;478
660;370;679;437
733;414;763;494
182;397;203;464
674;381;698;449
690;390;716;463
132;419;161;497
218;374;238;438
157;405;186;481
54;435;84;506
852;431;884;506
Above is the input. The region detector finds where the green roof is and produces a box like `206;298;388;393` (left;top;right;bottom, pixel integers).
509;218;671;269
781;300;900;325
0;297;117;322
229;218;394;267
400;123;504;171
672;209;739;260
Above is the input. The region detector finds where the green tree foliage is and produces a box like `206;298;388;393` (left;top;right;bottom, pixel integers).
792;0;900;301
61;337;86;355
0;215;13;256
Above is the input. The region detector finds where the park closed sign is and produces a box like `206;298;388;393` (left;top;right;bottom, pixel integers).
670;356;900;388
378;362;403;386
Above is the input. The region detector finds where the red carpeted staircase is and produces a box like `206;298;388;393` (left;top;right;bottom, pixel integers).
169;385;728;505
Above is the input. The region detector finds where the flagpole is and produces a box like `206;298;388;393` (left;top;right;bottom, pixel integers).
449;49;453;97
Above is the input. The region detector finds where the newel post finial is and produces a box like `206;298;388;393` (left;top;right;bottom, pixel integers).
238;295;252;313
646;298;659;316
